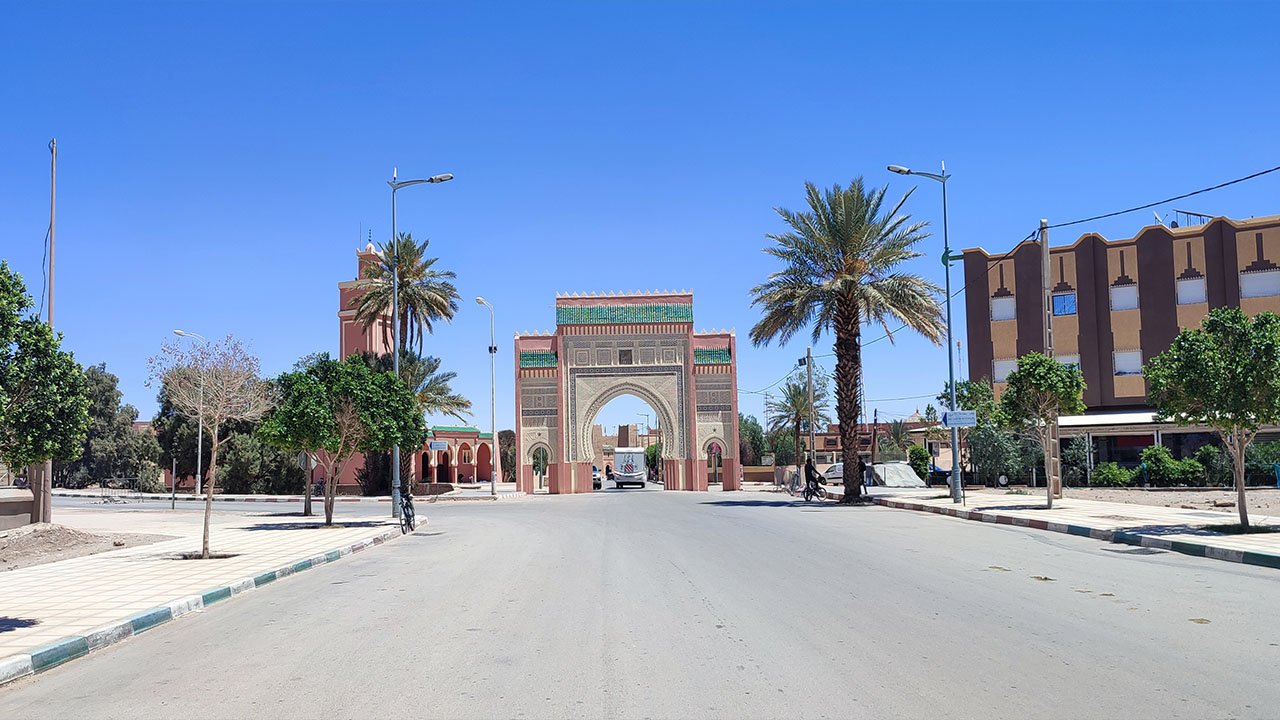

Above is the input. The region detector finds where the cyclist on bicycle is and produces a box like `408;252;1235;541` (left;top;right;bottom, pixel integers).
804;458;824;496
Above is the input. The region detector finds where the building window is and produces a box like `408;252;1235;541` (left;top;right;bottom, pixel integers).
824;438;837;448
1110;285;1139;311
991;297;1016;321
1057;354;1080;370
618;349;634;365
1241;270;1280;299
1114;350;1143;376
993;359;1017;383
1177;277;1207;305
1052;292;1077;316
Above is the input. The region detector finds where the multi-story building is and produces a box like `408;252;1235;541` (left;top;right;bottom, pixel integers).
962;214;1280;462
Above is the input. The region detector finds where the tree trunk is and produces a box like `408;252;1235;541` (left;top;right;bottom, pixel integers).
303;455;313;517
1233;436;1250;528
834;299;863;503
202;427;221;559
400;447;415;496
1041;430;1053;510
324;473;336;526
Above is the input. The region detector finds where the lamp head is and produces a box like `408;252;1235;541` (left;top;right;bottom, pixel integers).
475;296;488;306
428;173;454;183
887;165;912;176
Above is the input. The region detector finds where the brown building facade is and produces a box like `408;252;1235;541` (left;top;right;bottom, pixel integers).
963;215;1280;410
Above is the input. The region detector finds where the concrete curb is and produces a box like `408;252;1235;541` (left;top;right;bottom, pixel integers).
0;526;402;688
868;496;1280;571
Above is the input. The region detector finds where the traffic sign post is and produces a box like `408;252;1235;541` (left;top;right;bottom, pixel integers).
941;410;977;428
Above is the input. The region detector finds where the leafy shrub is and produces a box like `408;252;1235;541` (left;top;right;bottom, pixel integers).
1138;444;1204;486
1062;436;1089;486
1195;444;1232;486
137;461;165;493
1091;462;1134;487
908;444;930;480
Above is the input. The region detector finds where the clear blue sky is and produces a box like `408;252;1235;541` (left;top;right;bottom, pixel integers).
3;1;1279;435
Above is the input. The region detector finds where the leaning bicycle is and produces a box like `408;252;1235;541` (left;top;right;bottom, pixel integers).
782;470;803;497
400;491;416;534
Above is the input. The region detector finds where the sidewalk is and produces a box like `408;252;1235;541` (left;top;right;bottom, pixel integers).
824;485;1280;570
0;508;404;686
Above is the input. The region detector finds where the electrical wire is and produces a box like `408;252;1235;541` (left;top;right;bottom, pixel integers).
37;224;50;318
1046;163;1280;230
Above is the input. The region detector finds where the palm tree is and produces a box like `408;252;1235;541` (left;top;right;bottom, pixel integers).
751;178;944;502
887;419;912;450
765;379;831;478
358;350;472;489
350;233;460;355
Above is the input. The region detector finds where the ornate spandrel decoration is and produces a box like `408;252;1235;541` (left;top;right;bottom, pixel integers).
518;351;557;368
556;304;693;325
693;348;732;365
992;263;1013;298
1178;241;1204;280
1243;232;1279;273
1111;249;1136;286
1052;255;1075;292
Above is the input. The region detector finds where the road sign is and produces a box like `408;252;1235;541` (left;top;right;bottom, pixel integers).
941;410;977;428
296;451;318;470
428;441;448;451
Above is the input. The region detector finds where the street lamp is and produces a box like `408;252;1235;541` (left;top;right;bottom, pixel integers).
388;168;453;517
173;329;207;497
475;296;498;497
888;161;962;503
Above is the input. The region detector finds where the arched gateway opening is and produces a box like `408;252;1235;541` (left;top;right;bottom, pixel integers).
589;394;665;491
513;291;740;494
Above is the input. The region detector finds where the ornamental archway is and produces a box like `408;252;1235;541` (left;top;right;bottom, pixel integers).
513;291;740;494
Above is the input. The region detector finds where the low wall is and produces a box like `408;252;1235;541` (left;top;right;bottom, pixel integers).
0;488;34;530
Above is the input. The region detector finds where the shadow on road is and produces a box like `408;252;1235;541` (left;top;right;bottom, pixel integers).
0;617;40;633
239;521;388;531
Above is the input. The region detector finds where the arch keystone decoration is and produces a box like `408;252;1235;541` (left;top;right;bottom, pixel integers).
513;292;740;494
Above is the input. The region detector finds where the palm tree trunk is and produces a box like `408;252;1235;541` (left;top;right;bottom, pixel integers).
834;300;863;503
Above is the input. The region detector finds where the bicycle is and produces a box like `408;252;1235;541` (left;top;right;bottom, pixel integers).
782;470;803;497
400;491;416;534
802;479;828;502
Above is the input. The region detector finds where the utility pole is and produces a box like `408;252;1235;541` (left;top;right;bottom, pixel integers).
1040;218;1060;508
870;408;879;466
805;347;815;463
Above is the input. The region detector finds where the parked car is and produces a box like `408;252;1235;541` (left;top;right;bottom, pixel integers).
592;465;601;490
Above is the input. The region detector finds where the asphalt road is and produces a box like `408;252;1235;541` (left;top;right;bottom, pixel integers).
6;491;1279;719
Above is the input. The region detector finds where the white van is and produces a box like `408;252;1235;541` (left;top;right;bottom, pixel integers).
612;447;647;488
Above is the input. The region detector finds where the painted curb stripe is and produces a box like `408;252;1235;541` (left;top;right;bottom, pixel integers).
870;497;1280;571
29;637;89;672
0;527;402;688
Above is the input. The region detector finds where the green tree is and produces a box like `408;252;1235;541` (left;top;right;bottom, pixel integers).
57;364;160;489
768;429;797;468
738;414;766;466
1061;436;1090;486
349;233;460;356
260;355;426;525
499;429;516;483
887;419;912;449
1146;308;1280;527
357;350;471;493
938;379;996;473
998;353;1086;508
908;444;930;480
644;442;662;482
967;423;1021;484
0;262;90;521
149;336;274;558
765;378;830;477
750;179;944;503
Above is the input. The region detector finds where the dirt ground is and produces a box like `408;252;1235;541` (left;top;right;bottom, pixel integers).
1059;487;1280;517
0;523;174;572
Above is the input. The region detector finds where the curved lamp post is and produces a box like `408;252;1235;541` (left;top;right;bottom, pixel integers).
173;329;207;499
888;162;962;503
475;296;498;497
387;169;453;517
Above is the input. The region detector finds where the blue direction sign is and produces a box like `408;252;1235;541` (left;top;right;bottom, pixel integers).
428;441;448;451
941;410;977;428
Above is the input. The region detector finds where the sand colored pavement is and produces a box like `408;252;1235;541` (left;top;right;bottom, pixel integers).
0;507;401;659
